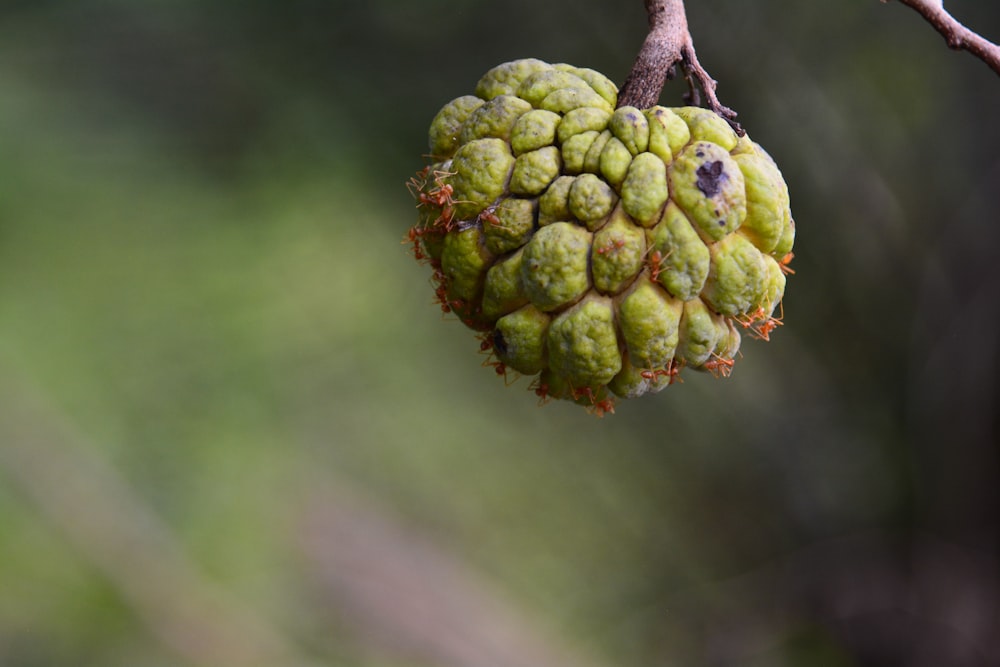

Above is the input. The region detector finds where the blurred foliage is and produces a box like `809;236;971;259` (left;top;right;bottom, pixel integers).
1;1;999;666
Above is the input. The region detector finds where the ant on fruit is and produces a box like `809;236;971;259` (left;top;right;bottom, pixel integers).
432;205;458;232
408;169;466;233
482;356;518;385
645;246;671;283
595;238;626;256
702;354;735;378
588;397;616;417
754;316;782;342
529;378;553;406
402;226;429;263
429;270;453;314
411;169;456;207
478;205;502;227
405;166;431;200
735;302;783;341
778;252;795;275
570;385;595;404
477;331;518;385
567;385;616;417
482;356;508;377
476;332;494;355
734;306;765;329
640;358;683;385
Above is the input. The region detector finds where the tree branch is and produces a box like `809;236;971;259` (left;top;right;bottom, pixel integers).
884;0;1000;76
618;0;742;134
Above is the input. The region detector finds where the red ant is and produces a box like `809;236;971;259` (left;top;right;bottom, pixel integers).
640;359;683;385
481;356;518;385
735;302;783;341
478;206;502;227
434;289;452;314
429;169;456;187
570;385;595;404
567;385;617;417
433;205;457;232
754;317;782;342
429;269;453;314
646;247;670;283
588;397;616;418
402;226;429;263
411;170;456;207
477;331;517;385
419;183;455;210
778;252;795;275
476;332;493;354
734;306;767;329
529;378;553;406
405;166;431;200
703;354;735;378
596;238;626;255
428;171;457;199
482;357;508;377
409;169;463;233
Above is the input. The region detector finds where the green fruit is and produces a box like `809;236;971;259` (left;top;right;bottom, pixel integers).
407;59;795;415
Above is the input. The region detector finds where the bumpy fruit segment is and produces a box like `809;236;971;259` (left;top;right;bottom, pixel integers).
407;59;795;415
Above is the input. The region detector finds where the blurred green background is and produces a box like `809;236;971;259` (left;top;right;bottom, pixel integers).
1;1;999;666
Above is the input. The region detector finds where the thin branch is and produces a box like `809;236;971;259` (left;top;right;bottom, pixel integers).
884;0;1000;76
680;44;738;126
618;0;742;134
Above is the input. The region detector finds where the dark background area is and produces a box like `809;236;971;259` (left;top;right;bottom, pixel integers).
0;1;998;666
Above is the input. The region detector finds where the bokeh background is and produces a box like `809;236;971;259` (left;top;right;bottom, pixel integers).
1;1;999;666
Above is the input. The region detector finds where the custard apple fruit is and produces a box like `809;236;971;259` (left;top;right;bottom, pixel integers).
406;59;795;415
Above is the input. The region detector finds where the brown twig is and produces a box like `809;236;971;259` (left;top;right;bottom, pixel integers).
884;0;1000;76
618;0;742;134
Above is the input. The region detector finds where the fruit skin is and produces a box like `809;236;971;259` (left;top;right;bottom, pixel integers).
408;59;794;414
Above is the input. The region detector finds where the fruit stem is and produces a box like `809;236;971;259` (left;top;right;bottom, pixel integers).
618;0;743;135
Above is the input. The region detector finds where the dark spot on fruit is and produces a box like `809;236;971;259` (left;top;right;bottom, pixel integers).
696;161;726;197
492;329;508;356
718;219;726;226
695;150;704;158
